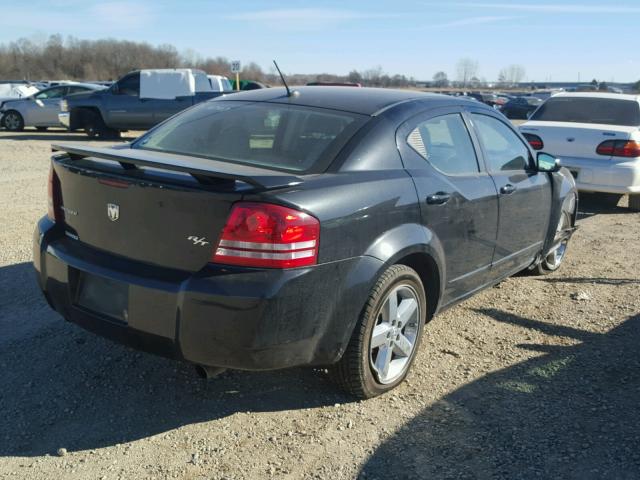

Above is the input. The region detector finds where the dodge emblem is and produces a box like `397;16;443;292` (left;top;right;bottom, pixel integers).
107;203;120;222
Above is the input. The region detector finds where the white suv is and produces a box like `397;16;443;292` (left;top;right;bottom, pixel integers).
520;92;640;210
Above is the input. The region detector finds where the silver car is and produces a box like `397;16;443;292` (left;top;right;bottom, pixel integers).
0;83;104;131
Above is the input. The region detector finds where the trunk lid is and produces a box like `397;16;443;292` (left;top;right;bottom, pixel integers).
51;144;303;272
520;121;638;160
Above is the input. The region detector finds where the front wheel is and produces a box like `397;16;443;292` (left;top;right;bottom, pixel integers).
2;110;24;131
83;110;120;139
629;194;640;212
330;264;426;399
535;210;572;274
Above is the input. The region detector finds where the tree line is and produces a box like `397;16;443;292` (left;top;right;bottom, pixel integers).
4;35;635;91
0;35;413;87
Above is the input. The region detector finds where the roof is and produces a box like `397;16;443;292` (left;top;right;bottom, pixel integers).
44;82;103;90
214;86;453;116
552;92;640;102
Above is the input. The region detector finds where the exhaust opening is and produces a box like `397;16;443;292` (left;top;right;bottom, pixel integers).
194;365;227;379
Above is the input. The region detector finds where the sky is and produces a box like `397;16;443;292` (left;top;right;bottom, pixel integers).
0;0;638;82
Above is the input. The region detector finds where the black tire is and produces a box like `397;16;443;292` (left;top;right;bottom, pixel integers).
35;126;48;132
628;194;640;212
2;110;24;131
330;264;426;399
83;110;120;139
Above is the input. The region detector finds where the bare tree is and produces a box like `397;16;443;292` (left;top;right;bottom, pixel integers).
432;71;449;88
456;58;479;88
499;65;526;86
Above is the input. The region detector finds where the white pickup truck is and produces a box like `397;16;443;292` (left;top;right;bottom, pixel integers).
520;92;640;210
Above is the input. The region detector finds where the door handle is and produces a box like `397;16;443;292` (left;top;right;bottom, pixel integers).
500;184;516;195
426;192;451;205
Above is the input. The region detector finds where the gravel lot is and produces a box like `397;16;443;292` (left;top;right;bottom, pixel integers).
1;128;639;479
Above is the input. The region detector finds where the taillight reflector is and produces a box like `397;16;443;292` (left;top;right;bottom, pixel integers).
523;133;544;150
212;202;320;268
47;165;64;222
596;140;640;158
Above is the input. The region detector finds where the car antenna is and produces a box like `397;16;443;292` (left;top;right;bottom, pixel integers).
273;60;298;97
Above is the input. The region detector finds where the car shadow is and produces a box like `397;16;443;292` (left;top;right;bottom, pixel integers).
577;193;631;220
360;308;640;479
538;276;640;286
0;262;352;457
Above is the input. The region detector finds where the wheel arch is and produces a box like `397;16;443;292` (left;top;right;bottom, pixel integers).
364;223;446;319
541;167;578;257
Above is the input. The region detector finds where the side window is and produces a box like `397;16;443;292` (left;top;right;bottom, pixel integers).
67;86;87;95
116;74;140;96
34;87;66;100
406;113;479;175
471;114;530;172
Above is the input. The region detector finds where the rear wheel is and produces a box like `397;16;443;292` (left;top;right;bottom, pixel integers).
629;194;640;212
2;110;24;131
330;264;426;399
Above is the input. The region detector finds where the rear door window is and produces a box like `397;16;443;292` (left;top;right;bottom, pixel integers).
407;113;479;175
531;97;640;126
134;101;366;173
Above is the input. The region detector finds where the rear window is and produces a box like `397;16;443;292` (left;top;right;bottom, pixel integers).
133;100;366;173
531;97;640;126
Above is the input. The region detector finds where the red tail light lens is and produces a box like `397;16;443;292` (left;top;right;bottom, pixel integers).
212;202;320;268
523;133;544;150
596;140;640;158
47;165;64;222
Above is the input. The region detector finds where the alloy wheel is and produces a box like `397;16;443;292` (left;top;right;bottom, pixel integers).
369;284;421;384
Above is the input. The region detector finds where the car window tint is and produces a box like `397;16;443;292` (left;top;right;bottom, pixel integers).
472;114;529;172
117;74;140;96
134;100;365;173
35;87;66;100
67;86;88;94
407;113;479;175
531;97;640;126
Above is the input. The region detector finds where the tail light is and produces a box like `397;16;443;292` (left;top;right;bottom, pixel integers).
212;202;320;268
523;133;544;150
47;165;64;222
596;140;640;158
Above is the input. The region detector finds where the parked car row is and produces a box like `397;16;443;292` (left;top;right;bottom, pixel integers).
0;70;235;136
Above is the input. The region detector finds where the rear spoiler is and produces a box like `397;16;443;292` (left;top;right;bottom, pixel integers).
50;143;303;190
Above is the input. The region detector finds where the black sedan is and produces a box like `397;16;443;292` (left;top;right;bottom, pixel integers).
501;96;543;119
34;87;577;398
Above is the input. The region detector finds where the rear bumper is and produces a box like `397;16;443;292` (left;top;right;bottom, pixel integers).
33;217;382;370
58;112;70;129
560;156;640;194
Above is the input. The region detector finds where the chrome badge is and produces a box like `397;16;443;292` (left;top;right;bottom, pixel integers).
107;203;120;222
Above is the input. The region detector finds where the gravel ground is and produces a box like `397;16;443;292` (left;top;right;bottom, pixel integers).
1;129;639;479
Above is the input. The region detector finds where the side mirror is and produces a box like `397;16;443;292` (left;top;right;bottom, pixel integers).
537;152;561;172
35;99;45;107
526;111;533;119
